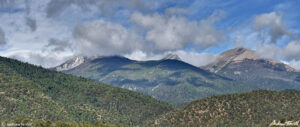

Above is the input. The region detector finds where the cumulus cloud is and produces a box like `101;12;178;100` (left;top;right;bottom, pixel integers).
256;44;282;59
253;12;294;43
288;60;300;71
125;50;216;67
0;27;7;46
46;0;151;18
125;50;149;61
25;17;37;32
3;50;74;68
73;19;143;56
282;40;300;60
45;38;72;52
174;50;217;67
255;40;300;70
130;10;224;51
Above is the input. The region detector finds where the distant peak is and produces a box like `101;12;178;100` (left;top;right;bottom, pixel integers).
55;56;87;71
162;54;182;61
206;47;297;72
219;47;259;62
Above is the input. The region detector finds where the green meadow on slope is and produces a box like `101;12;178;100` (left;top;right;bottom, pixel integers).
147;90;300;127
0;56;173;126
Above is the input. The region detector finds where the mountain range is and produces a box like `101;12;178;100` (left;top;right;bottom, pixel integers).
1;53;300;126
53;55;253;106
54;47;300;106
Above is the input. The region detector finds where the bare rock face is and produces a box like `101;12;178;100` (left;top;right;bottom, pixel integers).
219;48;260;62
206;47;296;73
162;54;182;61
55;56;86;71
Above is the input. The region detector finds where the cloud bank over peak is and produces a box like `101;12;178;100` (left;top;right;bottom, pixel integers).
125;50;217;67
1;0;300;69
71;10;225;64
73;19;144;56
130;10;225;51
255;40;300;70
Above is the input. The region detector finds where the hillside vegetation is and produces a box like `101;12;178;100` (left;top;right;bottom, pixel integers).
58;56;254;107
147;90;300;127
1;118;118;127
0;56;173;126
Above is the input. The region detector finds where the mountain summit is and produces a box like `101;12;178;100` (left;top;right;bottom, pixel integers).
162;54;182;61
206;47;296;73
204;47;300;90
217;47;260;62
55;56;87;71
54;55;107;71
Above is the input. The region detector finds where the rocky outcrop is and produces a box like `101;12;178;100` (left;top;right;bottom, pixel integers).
162;54;182;61
55;56;86;71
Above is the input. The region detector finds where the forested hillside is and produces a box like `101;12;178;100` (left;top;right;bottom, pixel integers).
147;90;300;127
0;56;173;126
56;56;254;107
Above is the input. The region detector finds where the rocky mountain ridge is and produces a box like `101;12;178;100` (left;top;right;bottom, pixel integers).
205;47;296;73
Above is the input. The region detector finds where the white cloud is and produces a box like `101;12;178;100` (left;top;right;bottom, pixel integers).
125;50;216;67
1;49;74;68
256;44;282;59
0;0;76;67
45;0;153;18
73;19;144;56
288;60;300;71
130;11;224;51
282;40;300;60
253;12;294;43
255;40;300;70
125;50;148;61
174;50;217;67
0;0;72;51
0;0;228;68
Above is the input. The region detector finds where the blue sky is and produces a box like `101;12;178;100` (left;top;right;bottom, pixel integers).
0;0;300;69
